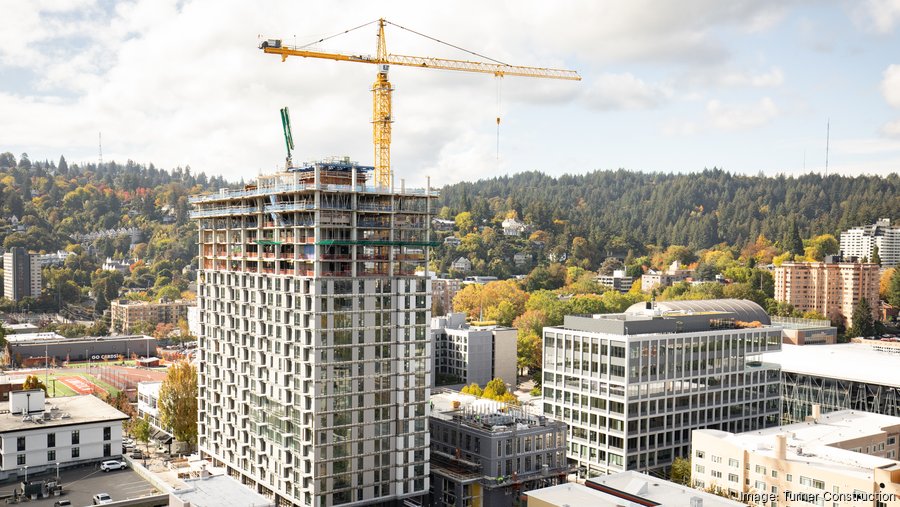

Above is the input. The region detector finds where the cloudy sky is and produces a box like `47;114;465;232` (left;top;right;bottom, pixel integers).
2;0;900;186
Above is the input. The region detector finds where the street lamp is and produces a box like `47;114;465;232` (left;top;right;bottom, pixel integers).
55;462;60;481
24;465;28;482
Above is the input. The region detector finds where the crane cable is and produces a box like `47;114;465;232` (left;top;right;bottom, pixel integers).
292;19;380;50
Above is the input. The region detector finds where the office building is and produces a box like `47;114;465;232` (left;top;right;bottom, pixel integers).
596;270;633;293
191;159;435;506
110;298;192;334
430;313;516;387
137;381;172;444
542;299;781;478
3;247;41;301
764;343;900;424
428;391;568;507
774;258;880;329
692;409;900;505
0;390;128;481
840;218;900;266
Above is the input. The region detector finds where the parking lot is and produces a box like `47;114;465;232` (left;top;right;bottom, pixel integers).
0;463;159;506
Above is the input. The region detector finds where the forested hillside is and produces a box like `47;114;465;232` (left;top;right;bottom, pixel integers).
437;169;900;266
0;151;228;317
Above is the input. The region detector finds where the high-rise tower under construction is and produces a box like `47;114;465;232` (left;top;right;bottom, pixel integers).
191;158;435;506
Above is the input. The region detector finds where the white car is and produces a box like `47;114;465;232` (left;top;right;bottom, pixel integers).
92;493;113;505
99;460;127;472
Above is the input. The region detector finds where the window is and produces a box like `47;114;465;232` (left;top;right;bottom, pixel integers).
103;443;111;457
17;437;25;451
17;454;25;465
729;458;739;468
71;447;80;458
103;427;111;441
47;450;55;462
72;430;80;445
695;450;705;459
755;480;766;491
47;433;55;448
728;473;738;483
755;465;767;474
695;464;705;473
711;455;722;464
786;474;792;482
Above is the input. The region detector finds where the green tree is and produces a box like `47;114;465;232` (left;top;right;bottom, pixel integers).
784;220;804;256
848;298;876;338
454;212;475;234
872;245;882;266
131;416;151;452
888;268;900;307
158;361;198;446
669;456;691;486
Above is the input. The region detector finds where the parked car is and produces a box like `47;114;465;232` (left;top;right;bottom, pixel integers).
100;460;127;472
122;438;135;447
131;450;144;459
92;493;113;505
54;501;72;507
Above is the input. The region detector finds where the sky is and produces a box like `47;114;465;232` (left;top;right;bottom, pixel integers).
2;0;900;187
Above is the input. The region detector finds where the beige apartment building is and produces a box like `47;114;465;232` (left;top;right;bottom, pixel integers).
110;298;191;333
692;408;900;507
774;259;880;328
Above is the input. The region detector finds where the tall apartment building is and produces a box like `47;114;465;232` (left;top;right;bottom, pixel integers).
692;409;900;505
774;258;880;328
191;159;435;507
840;218;900;266
428;391;569;507
431;278;461;315
542;299;782;478
430;313;517;387
3;247;41;301
110;298;192;333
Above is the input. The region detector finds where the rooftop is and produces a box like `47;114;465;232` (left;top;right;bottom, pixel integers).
0;394;128;433
170;473;273;507
555;299;777;337
7;333;155;346
526;482;647;507
695;410;900;481
430;391;556;432
584;470;746;507
5;332;65;343
763;343;900;387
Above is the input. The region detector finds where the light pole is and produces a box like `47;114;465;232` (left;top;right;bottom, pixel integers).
55;462;59;482
24;465;28;482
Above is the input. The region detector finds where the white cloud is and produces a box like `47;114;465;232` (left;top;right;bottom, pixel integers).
857;0;900;33
718;67;784;87
883;119;900;138
582;73;673;111
835;137;900;155
882;64;900;108
706;97;779;130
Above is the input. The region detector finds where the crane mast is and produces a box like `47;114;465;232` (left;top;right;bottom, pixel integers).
260;19;580;187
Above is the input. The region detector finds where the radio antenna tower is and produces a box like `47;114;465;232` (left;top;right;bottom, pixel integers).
824;119;829;177
98;132;103;166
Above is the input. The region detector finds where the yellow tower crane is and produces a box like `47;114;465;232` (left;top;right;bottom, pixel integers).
260;19;581;188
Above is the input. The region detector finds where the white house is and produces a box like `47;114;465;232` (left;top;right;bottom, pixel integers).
501;218;527;237
451;257;472;273
0;390;128;481
443;236;461;247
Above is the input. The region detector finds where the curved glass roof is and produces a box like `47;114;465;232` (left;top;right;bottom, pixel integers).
625;298;771;325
